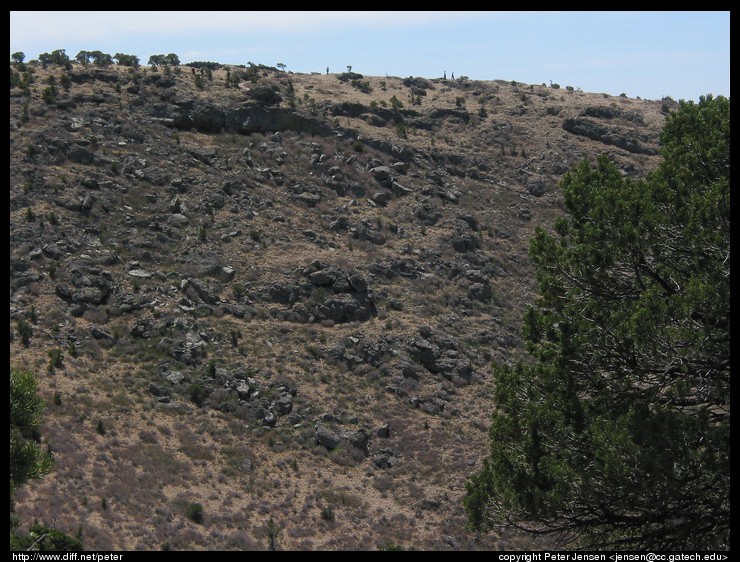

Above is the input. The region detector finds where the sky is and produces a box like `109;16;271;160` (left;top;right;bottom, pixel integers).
9;11;730;103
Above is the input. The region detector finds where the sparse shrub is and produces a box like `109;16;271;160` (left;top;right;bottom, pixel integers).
249;84;282;106
320;506;335;521
395;122;408;139
455;96;465;107
351;79;372;94
16;319;32;347
53;392;62;406
96;419;106;435
232;283;246;301
10;522;83;551
42;85;58;104
47;348;64;373
60;73;71;92
308;286;328;306
186;502;204;524
189;383;208;407
551;83;561;89
389;95;403;109
266;517;281;551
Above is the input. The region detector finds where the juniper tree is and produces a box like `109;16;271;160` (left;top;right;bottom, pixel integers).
465;95;730;550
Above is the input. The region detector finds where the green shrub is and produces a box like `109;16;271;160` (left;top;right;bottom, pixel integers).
186;502;204;524
189;383;208;406
10;522;83;551
16;319;33;346
320;506;335;521
42;85;58;104
47;348;64;373
389;95;403;109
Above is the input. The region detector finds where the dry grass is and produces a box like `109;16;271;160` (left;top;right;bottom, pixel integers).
10;60;666;551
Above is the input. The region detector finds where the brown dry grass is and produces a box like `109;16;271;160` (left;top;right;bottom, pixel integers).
10;61;668;551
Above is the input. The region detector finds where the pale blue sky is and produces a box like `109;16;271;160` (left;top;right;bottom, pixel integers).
10;11;730;102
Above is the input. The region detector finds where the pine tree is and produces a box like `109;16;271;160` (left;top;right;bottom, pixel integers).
464;95;730;550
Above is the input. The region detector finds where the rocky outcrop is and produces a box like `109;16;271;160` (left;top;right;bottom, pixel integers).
563;117;657;154
150;100;332;136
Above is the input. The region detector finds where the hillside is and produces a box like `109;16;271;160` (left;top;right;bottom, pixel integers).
9;61;672;551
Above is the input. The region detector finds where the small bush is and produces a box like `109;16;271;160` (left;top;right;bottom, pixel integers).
186;502;204;524
16;319;32;346
189;383;208;407
249;85;282;106
10;522;83;551
42;85;58;104
320;506;335;521
389;95;403;110
351;80;372;94
47;348;64;373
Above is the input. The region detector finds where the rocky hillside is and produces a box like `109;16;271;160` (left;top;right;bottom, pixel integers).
9;61;673;551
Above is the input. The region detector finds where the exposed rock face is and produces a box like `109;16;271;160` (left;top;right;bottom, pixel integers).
563;117;657;154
